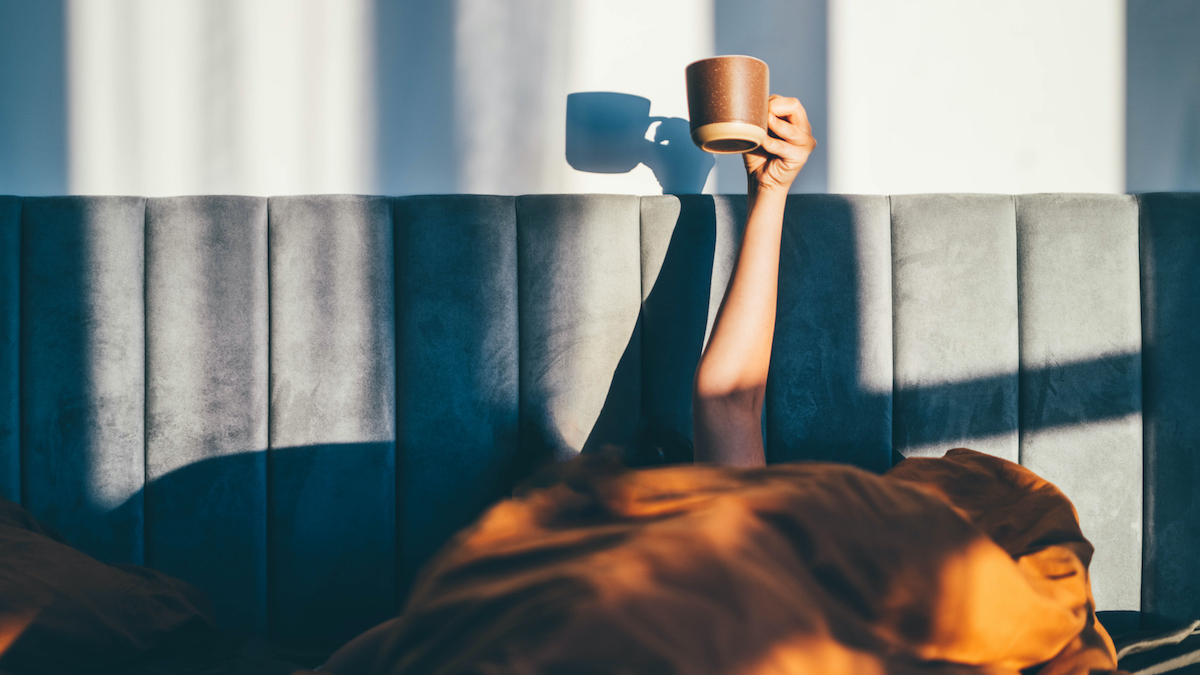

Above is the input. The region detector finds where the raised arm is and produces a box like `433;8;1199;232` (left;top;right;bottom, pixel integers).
692;96;816;466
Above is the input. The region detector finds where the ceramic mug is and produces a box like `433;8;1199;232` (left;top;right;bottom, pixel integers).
685;55;770;154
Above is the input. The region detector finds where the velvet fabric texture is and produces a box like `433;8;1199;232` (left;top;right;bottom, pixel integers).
269;195;397;646
1015;194;1143;612
0;498;218;675
145;196;270;635
891;194;1020;462
20;196;147;566
0;197;17;504
360;449;1116;675
1139;192;1200;622
395;195;520;602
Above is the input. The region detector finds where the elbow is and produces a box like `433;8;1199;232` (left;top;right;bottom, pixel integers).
692;370;763;413
692;367;731;403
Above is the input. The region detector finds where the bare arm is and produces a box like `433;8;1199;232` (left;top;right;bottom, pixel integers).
692;96;816;466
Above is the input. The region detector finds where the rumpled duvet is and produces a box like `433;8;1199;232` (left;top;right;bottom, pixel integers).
0;498;219;674
364;449;1120;675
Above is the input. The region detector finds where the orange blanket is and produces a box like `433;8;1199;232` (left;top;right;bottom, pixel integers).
367;449;1119;675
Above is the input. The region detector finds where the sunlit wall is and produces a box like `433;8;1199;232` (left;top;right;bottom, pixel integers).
1;0;1197;196
66;0;375;197
452;0;715;195
830;0;1125;194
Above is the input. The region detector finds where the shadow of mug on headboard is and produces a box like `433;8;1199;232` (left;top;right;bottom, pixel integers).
565;92;716;194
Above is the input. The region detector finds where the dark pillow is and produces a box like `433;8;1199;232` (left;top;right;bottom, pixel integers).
1099;611;1200;674
0;498;219;674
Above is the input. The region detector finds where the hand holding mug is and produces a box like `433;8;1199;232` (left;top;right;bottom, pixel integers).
743;95;816;194
686;56;815;193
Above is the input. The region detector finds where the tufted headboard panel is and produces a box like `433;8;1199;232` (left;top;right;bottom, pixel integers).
0;192;1196;645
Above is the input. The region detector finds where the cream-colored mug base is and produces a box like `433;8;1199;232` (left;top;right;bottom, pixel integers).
691;121;767;154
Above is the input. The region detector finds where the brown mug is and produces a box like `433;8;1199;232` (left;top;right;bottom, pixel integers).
685;55;770;154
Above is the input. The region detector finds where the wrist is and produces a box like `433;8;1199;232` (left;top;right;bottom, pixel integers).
748;181;791;206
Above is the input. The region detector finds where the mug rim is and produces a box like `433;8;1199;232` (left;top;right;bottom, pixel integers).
684;54;768;70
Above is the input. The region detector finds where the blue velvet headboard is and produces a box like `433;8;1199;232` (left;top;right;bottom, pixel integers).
0;192;1196;646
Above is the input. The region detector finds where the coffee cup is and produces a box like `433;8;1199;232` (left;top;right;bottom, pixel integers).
685;55;770;154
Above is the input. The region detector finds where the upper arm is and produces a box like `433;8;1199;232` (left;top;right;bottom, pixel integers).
692;388;765;466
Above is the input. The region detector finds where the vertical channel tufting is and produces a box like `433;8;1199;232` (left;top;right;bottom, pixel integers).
891;194;1019;461
0;197;19;502
19;197;146;564
395;196;520;597
1016;194;1142;611
517;195;642;465
145;196;268;634
267;196;397;645
639;195;745;453
768;195;893;471
1139;192;1200;621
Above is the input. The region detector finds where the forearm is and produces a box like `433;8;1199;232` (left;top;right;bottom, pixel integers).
696;185;786;397
692;185;788;465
